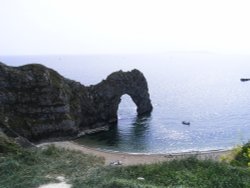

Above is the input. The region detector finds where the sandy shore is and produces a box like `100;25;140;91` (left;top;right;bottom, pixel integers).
38;141;231;166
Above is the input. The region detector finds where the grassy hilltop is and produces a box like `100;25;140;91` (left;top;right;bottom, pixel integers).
0;134;250;188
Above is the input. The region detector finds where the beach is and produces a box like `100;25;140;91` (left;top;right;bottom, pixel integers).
38;141;231;166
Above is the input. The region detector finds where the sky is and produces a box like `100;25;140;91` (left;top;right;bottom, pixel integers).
0;0;250;55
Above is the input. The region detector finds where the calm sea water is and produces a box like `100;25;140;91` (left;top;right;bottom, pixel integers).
2;53;250;153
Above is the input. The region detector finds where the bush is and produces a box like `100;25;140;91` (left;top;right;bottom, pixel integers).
230;141;250;167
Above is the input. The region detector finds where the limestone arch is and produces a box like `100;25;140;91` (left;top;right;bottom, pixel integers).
91;69;153;124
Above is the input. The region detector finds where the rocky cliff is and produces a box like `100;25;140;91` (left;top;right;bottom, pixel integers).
0;62;153;142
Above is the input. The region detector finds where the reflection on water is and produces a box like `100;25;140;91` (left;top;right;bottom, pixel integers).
124;115;152;152
76;114;152;153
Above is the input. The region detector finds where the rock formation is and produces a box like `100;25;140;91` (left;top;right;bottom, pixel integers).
0;62;153;141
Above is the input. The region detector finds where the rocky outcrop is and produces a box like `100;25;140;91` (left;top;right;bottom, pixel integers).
0;62;153;141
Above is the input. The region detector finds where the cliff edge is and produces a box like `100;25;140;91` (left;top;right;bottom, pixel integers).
0;63;152;142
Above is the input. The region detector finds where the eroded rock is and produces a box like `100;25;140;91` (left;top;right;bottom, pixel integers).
0;63;153;141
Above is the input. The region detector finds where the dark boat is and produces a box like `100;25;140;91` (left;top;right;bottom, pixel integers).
182;121;190;126
240;78;250;82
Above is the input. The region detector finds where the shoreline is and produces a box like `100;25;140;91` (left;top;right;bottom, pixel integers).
38;141;232;166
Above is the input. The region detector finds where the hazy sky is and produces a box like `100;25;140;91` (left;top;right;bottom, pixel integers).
1;0;250;55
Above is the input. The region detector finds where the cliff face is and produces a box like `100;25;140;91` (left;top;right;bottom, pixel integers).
0;63;152;141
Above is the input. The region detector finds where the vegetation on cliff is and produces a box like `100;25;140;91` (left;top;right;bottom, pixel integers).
0;143;250;188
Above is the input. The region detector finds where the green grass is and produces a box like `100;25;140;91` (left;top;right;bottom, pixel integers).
0;144;250;188
102;158;250;188
0;145;104;188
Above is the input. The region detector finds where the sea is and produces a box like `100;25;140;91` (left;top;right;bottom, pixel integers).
1;53;250;154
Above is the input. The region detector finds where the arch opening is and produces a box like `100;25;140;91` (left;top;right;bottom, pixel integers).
117;94;137;121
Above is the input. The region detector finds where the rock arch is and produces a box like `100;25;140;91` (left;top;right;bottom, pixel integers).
89;69;153;124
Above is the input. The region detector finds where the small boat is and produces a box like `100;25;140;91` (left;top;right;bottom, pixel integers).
182;121;190;126
240;78;250;82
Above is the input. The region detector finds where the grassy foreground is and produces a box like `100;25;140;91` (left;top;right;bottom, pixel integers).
0;144;250;188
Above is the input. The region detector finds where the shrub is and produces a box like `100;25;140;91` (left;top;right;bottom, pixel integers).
221;141;250;167
231;141;250;167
